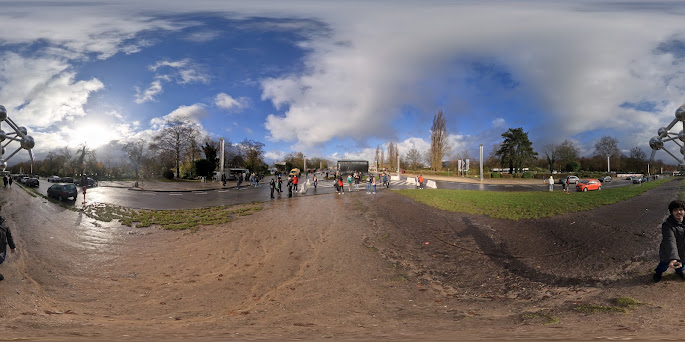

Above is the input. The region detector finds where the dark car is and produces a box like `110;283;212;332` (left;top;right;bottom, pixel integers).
74;177;97;187
632;176;646;184
25;177;39;187
599;176;612;183
60;177;73;183
47;183;78;201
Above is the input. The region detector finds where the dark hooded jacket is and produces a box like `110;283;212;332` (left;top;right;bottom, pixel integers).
0;217;16;255
659;215;685;262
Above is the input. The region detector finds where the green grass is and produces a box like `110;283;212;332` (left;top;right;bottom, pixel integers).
396;178;671;220
82;203;263;232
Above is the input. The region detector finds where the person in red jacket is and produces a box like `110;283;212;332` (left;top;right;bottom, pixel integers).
337;176;344;194
418;174;424;189
293;175;299;192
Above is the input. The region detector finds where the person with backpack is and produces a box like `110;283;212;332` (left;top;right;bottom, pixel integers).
0;216;17;281
338;176;345;194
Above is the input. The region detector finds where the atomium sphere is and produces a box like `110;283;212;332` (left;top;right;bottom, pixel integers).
0;160;6;171
0;130;5;143
677;104;685;121
17;126;27;136
0;105;6;122
658;127;669;136
650;136;664;150
680;130;685;142
20;136;34;150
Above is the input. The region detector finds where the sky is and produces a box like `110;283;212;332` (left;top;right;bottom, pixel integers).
2;0;685;167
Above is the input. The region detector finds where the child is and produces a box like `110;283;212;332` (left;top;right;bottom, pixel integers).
0;216;17;281
653;200;685;282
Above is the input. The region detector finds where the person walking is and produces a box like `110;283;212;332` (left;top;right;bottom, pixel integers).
0;216;17;281
372;175;377;194
548;175;554;192
347;174;353;192
221;173;226;187
8;176;12;187
313;174;318;189
293;174;299;192
366;174;372;194
418;174;424;189
277;176;282;195
237;174;243;190
269;178;276;199
338;176;345;194
383;173;389;188
287;176;293;198
564;178;570;194
354;171;360;191
2;176;6;188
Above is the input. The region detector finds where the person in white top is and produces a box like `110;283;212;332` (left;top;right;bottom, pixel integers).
548;175;554;192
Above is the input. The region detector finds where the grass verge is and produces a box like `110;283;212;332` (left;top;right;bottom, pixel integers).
81;202;263;232
396;178;671;220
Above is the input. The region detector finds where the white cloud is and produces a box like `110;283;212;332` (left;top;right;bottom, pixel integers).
0;52;104;128
149;103;208;129
134;80;163;104
215;93;249;111
491;118;506;129
136;59;209;103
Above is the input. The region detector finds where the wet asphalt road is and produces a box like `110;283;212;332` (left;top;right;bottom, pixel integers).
26;176;635;210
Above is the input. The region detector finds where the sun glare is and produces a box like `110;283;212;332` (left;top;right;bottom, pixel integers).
67;123;114;149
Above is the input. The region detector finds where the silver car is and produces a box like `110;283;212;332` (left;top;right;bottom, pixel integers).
560;176;579;184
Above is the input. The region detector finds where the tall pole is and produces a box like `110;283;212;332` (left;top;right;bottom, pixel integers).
220;138;225;174
607;155;610;174
397;155;400;178
479;144;484;182
304;157;307;174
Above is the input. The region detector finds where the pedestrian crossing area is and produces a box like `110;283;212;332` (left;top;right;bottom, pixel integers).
300;179;416;189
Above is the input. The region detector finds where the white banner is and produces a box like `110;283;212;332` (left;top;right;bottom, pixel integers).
458;159;463;172
465;159;470;171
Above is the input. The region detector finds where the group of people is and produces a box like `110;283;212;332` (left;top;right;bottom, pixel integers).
415;174;424;189
269;174;300;199
2;176;12;187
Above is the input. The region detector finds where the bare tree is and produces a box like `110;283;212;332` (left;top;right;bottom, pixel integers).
123;139;147;179
240;138;265;172
542;144;558;173
404;148;423;170
150;116;195;178
594;136;621;172
429;110;450;171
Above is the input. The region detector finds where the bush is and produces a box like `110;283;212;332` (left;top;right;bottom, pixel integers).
491;172;501;178
162;170;174;180
522;172;534;179
501;173;513;179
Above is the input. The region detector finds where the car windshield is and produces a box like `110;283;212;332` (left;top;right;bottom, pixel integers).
580;180;588;184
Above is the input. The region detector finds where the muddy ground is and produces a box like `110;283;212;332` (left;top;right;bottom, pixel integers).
0;180;683;341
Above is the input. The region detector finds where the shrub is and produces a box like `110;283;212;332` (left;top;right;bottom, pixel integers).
162;169;174;180
491;172;501;178
523;172;534;179
501;173;513;179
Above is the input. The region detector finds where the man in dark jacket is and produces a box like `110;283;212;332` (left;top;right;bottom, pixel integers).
0;216;17;281
654;200;685;282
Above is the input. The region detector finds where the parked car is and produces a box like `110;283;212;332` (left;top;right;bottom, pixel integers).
74;177;97;187
576;179;602;192
632;176;646;184
599;176;612;183
47;183;78;201
60;177;73;183
559;175;580;184
20;176;29;184
25;178;39;187
47;175;61;182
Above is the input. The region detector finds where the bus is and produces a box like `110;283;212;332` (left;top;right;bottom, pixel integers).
336;160;369;175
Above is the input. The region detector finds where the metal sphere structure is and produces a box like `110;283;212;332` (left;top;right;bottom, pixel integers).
649;103;685;168
0;105;35;174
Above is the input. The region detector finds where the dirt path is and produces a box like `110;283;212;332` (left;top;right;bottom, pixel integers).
0;181;684;341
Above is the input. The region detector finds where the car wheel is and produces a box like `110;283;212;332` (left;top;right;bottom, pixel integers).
58;195;63;201
583;187;588;192
598;186;602;191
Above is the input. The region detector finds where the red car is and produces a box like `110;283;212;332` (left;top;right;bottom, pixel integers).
576;179;602;192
